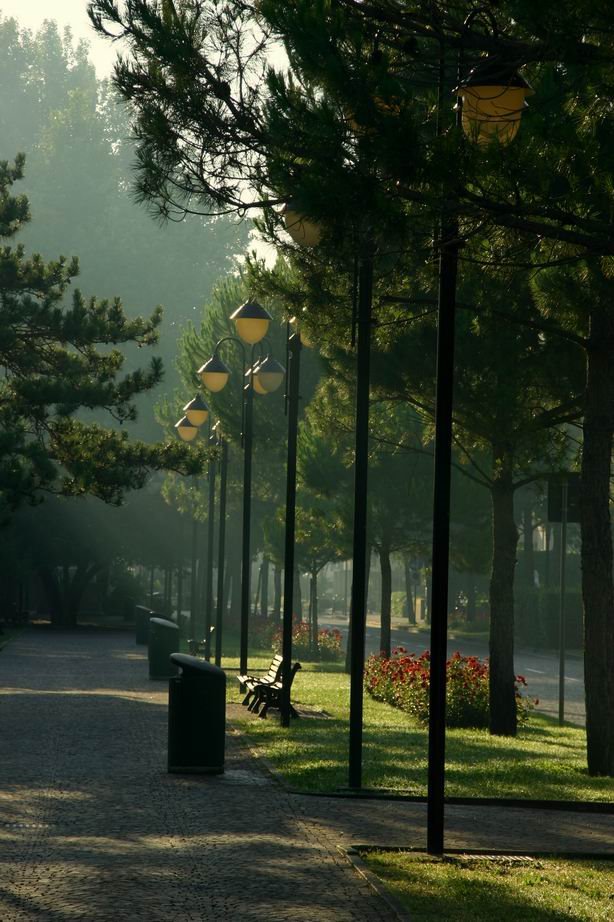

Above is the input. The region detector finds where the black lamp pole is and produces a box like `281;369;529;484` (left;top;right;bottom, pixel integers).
239;376;255;677
426;216;459;855
204;444;217;660
189;515;199;639
348;249;374;789
281;330;302;726
215;437;229;666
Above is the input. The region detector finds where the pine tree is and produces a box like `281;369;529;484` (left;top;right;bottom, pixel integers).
0;154;202;509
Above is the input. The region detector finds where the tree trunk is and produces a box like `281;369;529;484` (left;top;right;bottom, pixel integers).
252;562;262;617
424;568;431;624
272;564;282;624
544;521;551;590
403;556;416;624
293;563;302;621
522;502;535;589
378;544;392;656
345;602;352;674
261;557;269;618
310;569;319;654
581;311;614;776
38;567;63;625
466;578;477;623
489;456;519;737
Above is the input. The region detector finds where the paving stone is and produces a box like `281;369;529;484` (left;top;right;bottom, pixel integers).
0;630;396;921
1;629;611;922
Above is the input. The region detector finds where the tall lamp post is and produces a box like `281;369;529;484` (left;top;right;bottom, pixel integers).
213;422;229;667
284;208;373;780
176;395;210;638
279;322;302;727
426;47;532;855
199;300;284;676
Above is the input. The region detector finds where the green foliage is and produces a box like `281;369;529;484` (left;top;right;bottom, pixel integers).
0;156;204;508
0;14;248;437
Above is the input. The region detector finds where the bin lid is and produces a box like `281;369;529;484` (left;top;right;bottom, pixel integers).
149;617;180;631
170;653;226;678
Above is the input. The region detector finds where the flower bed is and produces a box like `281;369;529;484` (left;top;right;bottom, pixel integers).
272;622;343;662
365;648;536;729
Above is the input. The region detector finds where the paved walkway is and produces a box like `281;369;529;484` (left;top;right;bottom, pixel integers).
0;630;612;922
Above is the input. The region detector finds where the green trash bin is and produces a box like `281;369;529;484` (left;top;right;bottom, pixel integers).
135;605;154;645
168;653;226;774
148;617;180;680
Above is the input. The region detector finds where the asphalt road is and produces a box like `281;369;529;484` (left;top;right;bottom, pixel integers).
320;615;586;727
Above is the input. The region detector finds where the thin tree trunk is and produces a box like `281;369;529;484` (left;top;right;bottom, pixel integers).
466;579;477;623
261;557;269;618
378;544;392;657
309;569;319;655
403;556;416;624
272;564;282;624
544;521;551;590
523;502;535;589
293;563;302;621
345;602;352;674
489;457;519;737
38;567;63;626
252;562;262;618
581;311;614;776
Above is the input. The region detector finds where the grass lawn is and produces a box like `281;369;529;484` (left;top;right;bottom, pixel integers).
224;655;614;802
361;851;614;921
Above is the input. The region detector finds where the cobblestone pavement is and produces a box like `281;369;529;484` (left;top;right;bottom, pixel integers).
1;630;612;922
0;630;394;922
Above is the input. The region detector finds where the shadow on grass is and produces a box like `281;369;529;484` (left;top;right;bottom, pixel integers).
366;853;612;922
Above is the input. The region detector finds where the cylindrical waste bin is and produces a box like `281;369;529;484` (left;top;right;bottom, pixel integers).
135;605;154;645
148;618;180;680
168;653;226;774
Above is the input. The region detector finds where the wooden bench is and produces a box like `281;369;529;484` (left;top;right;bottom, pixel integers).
248;661;302;720
237;653;283;708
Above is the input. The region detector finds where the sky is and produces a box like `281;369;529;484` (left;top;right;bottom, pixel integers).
0;0;117;75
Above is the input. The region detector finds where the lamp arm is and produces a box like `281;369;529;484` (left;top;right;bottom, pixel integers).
213;335;247;445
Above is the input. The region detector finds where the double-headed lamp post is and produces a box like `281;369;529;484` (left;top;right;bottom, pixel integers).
199;300;284;677
426;52;533;856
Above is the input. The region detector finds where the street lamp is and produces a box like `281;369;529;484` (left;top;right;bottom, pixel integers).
284;204;323;248
175;416;199;442
455;61;533;146
183;394;210;427
283;201;373;780
199;301;283;677
279;323;303;727
213;422;229;667
426;44;531;855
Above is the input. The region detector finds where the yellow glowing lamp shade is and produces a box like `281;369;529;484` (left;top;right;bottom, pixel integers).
249;363;269;395
254;355;285;394
175;416;199;442
283;207;323;248
198;355;231;392
456;62;533;146
183;394;209;427
230;299;272;345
